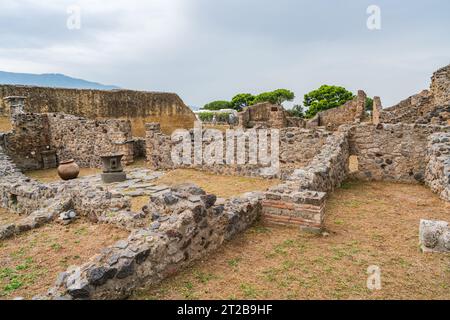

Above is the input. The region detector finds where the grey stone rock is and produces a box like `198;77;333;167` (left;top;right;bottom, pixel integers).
163;192;178;205
114;240;129;250
201;194;217;208
87;267;117;286
150;221;161;230
116;261;135;279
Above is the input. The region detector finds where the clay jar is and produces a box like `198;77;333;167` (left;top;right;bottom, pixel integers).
57;159;80;181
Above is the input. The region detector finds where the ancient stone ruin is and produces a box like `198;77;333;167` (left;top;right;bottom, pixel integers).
1;64;450;300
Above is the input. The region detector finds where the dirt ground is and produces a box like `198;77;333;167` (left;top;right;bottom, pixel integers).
0;117;12;132
134;180;450;300
26;167;101;183
155;169;280;198
0;208;24;226
0;220;128;299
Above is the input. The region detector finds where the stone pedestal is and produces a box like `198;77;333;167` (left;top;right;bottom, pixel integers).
101;172;127;184
101;154;127;183
41;150;57;169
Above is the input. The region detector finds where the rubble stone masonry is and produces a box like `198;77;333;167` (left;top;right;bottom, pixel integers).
380;64;450;125
1;112;135;170
348;123;449;182
0;85;197;136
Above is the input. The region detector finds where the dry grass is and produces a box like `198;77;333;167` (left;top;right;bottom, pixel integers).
155;169;280;198
0;117;12;132
25;167;101;183
134;181;450;300
0;220;128;299
0;208;23;226
131;196;150;212
202;124;233;132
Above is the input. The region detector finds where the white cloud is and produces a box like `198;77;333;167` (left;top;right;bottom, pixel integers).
0;0;449;107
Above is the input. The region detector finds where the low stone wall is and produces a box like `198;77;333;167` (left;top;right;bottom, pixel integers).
0;144;130;232
306;91;366;131
287;130;350;192
348;123;448;183
145;123;330;178
260;130;350;232
44;186;263;300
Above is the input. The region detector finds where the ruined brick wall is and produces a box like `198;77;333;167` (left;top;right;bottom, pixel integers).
47;113;134;168
0;85;197;136
307;91;367;131
380;65;450;125
145;124;330;178
348;123;449;182
238;103;290;129
2;113;52;170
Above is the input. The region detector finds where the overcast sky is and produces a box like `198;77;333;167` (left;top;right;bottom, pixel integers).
0;0;449;108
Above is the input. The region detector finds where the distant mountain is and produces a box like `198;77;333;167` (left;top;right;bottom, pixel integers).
0;71;120;90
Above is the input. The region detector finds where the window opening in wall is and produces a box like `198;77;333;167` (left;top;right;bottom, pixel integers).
349;155;359;173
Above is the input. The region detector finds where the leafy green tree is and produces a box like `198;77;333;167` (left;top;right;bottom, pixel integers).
253;89;295;105
304;85;354;118
230;93;255;111
365;97;373;112
203;100;231;111
286;104;304;118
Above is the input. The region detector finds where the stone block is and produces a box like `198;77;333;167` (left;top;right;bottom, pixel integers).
101;172;127;184
419;219;450;253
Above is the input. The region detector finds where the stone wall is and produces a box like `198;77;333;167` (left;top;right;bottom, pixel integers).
0;147;130;220
286;130;350;192
306;91;367;131
145;124;331;178
47;113;134;168
380;65;450;125
0;85;197;136
260;130;351;232
238;103;290;129
1;112;135;170
425;132;450;201
44;186;263;300
1;113;52;170
430;65;450;108
348;123;448;182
